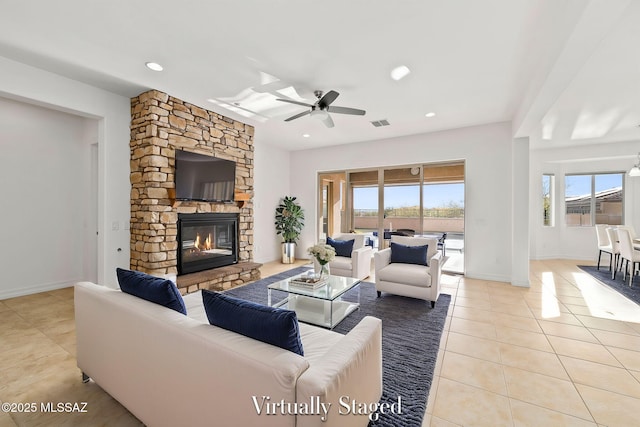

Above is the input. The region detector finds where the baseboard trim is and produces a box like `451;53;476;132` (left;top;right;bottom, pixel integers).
0;279;79;300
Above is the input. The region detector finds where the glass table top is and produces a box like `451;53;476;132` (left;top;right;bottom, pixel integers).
267;273;361;301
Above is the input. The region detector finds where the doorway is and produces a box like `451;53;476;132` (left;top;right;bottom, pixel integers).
318;161;465;274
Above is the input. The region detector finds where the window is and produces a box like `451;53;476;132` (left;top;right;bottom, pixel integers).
542;174;554;226
565;173;623;227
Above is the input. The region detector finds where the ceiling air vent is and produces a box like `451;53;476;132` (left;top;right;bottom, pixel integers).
370;119;390;127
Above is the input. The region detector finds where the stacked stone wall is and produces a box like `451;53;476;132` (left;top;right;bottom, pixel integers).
129;90;258;292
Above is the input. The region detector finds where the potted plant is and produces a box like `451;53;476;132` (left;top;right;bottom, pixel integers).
275;196;305;263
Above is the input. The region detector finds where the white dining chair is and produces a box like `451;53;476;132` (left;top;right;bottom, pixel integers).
617;227;640;287
606;227;621;280
595;224;613;271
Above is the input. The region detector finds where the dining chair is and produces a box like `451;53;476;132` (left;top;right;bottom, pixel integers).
618;225;640;250
595;224;613;271
605;227;621;279
616;227;640;287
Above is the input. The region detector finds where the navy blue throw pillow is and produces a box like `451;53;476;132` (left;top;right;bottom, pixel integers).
116;268;187;315
327;236;355;258
202;290;304;356
390;242;429;266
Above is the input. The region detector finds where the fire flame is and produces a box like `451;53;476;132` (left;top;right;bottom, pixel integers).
194;233;213;251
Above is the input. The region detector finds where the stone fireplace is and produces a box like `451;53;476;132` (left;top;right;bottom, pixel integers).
177;213;238;274
129;90;260;294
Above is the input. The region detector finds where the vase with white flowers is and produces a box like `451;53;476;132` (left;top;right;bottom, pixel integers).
307;243;336;279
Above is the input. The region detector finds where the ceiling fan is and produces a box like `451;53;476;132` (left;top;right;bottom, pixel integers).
276;90;366;128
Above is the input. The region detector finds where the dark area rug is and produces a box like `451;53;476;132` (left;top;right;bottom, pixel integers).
578;265;640;306
225;266;451;427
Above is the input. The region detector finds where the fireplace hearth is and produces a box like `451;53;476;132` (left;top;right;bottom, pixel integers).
177;213;238;275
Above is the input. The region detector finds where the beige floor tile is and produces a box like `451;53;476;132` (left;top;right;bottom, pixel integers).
563;303;596;316
0;300;11;312
432;378;512;427
450;305;494;324
427;415;462;426
532;311;582;327
503;366;592;420
425;374;440;416
499;342;569;380
489;301;534;318
591;329;640;351
625;321;640;335
492;312;542;333
547;335;622;367
510;399;596;427
445;332;502;363
538;320;599;343
607;346;640;372
453;296;492;310
2;292;62;312
495;326;554;352
455;288;490;300
560;355;640;398
0;412;18;427
576;383;640;427
440;352;507;395
556;295;589;306
449;317;497;340
576;314;639;335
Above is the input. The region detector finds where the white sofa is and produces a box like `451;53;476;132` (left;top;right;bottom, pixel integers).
321;233;372;280
374;235;442;307
75;282;382;427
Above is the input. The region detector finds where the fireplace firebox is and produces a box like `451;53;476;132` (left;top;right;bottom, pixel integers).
177;213;238;275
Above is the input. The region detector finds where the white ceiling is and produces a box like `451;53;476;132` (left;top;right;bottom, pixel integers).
0;0;638;151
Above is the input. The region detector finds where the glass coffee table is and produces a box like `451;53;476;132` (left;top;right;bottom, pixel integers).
267;273;361;329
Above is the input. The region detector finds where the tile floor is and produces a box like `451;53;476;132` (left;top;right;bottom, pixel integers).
1;259;640;426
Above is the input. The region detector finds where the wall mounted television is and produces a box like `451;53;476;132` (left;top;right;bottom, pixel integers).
174;150;236;202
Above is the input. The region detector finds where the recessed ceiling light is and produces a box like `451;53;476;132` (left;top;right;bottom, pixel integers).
145;62;163;71
302;134;310;138
425;112;436;118
390;65;411;81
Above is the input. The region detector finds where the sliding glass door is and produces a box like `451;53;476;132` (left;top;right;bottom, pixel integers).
320;161;465;273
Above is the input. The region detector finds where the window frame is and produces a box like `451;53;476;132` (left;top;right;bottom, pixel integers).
542;174;554;227
564;172;624;227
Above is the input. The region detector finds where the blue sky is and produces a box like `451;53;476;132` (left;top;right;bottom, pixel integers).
354;183;464;209
564;173;623;197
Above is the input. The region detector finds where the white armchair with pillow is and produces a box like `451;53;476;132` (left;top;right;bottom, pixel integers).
374;235;442;308
321;233;373;280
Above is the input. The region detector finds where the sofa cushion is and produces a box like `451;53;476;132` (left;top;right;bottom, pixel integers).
378;263;432;288
327;236;355;258
330;256;353;271
390;242;429;266
202;290;304;356
116;268;187;315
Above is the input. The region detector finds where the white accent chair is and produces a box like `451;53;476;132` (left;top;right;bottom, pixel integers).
595;224;613;271
322;233;373;280
374;235;442;308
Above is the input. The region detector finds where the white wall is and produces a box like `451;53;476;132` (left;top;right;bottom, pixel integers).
288;122;519;283
529;141;640;261
0;98;95;297
253;140;290;263
0;56;131;291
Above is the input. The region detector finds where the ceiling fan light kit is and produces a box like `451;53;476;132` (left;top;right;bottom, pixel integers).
276;90;366;128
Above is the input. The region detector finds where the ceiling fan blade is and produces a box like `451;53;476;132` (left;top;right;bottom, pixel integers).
327;106;366;116
322;114;335;128
276;98;314;108
318;90;339;108
284;110;311;122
